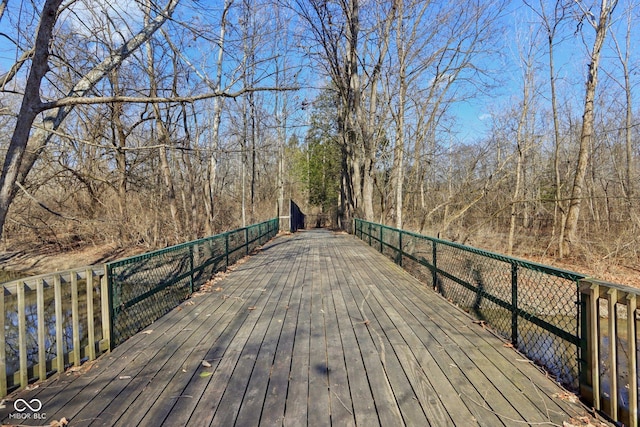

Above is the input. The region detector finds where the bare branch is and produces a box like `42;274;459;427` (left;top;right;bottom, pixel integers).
37;86;299;111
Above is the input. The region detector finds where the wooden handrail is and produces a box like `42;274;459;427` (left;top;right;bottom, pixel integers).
580;279;639;426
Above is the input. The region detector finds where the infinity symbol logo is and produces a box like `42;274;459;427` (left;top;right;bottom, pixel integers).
14;398;42;412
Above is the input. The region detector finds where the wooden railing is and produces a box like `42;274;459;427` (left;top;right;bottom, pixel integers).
580;279;639;426
0;218;280;398
0;266;109;396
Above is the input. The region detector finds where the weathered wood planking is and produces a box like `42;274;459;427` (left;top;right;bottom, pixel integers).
0;230;609;427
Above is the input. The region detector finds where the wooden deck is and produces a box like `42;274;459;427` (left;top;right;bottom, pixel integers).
1;230;605;426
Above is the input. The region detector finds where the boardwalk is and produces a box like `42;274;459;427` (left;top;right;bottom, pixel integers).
1;230;604;426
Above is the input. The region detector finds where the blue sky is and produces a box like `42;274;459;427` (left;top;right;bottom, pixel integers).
1;0;637;149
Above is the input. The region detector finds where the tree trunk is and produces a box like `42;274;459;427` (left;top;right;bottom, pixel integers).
563;0;614;256
0;0;179;241
0;0;63;239
208;0;232;231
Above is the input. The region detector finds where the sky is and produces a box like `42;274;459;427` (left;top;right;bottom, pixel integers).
1;0;638;148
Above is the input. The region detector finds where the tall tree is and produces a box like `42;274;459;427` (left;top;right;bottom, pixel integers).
294;0;396;228
524;0;572;257
563;0;617;256
0;0;180;241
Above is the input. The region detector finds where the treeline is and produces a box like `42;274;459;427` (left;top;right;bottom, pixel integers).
1;0;638;276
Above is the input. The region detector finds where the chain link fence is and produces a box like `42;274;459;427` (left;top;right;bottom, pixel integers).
354;219;585;390
106;219;278;347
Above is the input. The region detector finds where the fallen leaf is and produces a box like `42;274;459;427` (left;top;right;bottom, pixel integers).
184;300;195;306
472;320;487;329
142;330;153;335
553;392;578;403
201;360;212;368
49;418;68;427
200;372;213;378
503;343;514;348
119;375;132;380
248;306;256;311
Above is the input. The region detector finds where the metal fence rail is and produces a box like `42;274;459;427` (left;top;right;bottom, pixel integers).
0;218;278;398
353;218;639;425
106;218;278;348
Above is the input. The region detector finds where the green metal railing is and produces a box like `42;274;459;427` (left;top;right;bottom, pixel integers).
353;219;640;425
0;219;278;398
106;218;278;348
354;219;586;386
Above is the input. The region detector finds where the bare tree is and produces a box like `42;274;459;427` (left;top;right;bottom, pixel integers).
608;1;637;211
0;0;180;241
508;26;539;256
524;0;572;257
563;0;617;256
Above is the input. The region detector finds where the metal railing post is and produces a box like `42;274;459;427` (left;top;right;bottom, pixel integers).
511;264;518;346
432;240;438;291
189;245;194;294
398;229;403;267
380;226;384;253
245;227;249;255
225;232;230;270
104;264;114;351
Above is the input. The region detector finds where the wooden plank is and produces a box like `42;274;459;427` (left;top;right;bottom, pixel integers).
105;247;284;425
363;284;470;426
166;245;292;427
234;236;306;426
330;240;405;427
71;272;81;366
100;270;110;351
342;244;451;426
86;269;96;361
334;241;439;426
259;236;309;426
306;249;331;427
209;250;295;427
49;295;237;425
0;285;6;396
17;280;28;388
15;282;198;411
158;282;268;424
626;293;637;427
1;232;612;427
283;243;313;426
389;260;583;419
366;246;588;425
54;274;64;375
348;242;509;425
37;278;47;381
327;241;380;427
319;250;355;427
110;298;252;427
607;288;618;420
41;277;243;424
